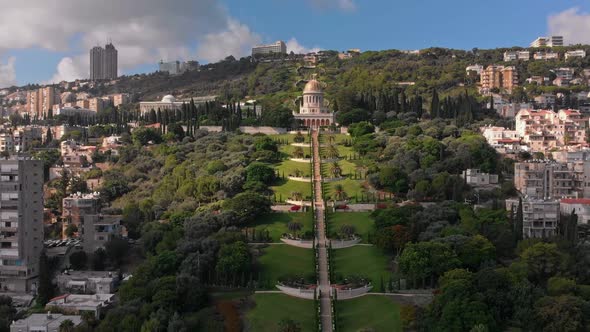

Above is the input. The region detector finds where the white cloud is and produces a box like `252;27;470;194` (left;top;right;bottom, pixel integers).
0;0;233;83
0;56;17;88
308;0;357;11
196;19;262;62
46;55;88;84
548;7;590;45
286;38;322;54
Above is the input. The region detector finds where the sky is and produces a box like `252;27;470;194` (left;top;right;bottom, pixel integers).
1;0;590;88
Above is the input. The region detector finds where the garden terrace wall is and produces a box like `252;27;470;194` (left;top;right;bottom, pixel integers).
329;238;362;249
276;284;317;300
281;238;314;249
335;284;373;300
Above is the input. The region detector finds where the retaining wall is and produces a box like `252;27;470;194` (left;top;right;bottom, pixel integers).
335;284;373;300
281;238;314;249
288;176;312;183
276;284;317;299
289;158;312;163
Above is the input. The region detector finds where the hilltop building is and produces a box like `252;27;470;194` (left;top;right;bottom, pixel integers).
90;43;118;80
530;36;564;48
293;79;336;128
252;41;287;56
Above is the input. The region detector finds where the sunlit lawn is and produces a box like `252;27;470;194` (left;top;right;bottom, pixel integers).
246;293;316;332
274;159;312;178
251;212;314;242
279;145;312;158
327;212;373;243
324;178;366;201
257;245;314;289
332;246;392;292
336;295;402;332
271;179;312;202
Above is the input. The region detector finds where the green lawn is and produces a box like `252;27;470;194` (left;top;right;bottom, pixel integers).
246;293;316;332
324;178;366;201
327;212;373;243
332;246;392;292
257;244;315;289
274;159;312;178
251;212;314;242
336;296;402;332
271;179;312;202
280;144;312;158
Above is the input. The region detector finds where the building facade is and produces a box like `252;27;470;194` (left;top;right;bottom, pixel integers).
461;169;499;186
252;41;287;56
10;313;82;332
514;160;590;199
530;36;564;47
480;65;518;94
293;79;336;128
0;158;43;292
26;87;57;118
522;199;560;238
515;109;588;152
82;215;123;254
560;198;590;224
90;43;118;80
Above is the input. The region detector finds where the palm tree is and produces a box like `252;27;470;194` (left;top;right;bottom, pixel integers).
287;222;303;237
325;144;340;159
332;184;348;201
59;319;75;332
290;191;303;201
340;224;356;238
327;134;336;144
293;168;303;177
293;146;305;159
294;132;305;143
330;162;342;178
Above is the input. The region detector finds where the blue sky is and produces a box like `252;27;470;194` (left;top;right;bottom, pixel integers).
1;0;590;87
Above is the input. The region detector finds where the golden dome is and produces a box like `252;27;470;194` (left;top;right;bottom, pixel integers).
303;79;322;93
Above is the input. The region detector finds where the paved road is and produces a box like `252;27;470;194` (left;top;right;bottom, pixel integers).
312;129;333;332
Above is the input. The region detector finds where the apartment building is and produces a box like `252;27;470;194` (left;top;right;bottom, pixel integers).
465;64;484;75
0;131;14;153
552;68;575;80
26;87;58;118
0;157;43;292
480;65;518;94
515;109;588;152
565;50;587;60
560;198;590;224
522;199;560;238
56;270;119;294
62;192;101;237
533;51;559;60
481;126;520;146
110;93;130;107
252;40;287;56
82;215;123;253
530;36;564;47
514;160;590;199
46;293;114;319
503;51;530;62
90;43;118;80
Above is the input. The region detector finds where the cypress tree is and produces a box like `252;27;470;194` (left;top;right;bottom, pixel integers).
430;89;440;118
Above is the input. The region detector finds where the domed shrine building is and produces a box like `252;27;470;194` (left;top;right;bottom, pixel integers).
139;94;183;115
294;79;336;128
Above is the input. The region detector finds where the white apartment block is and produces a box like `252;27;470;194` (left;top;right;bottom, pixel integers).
0;158;43;292
252;41;287;56
0;132;14;153
503;51;530;62
481;126;520;145
10;313;82;332
522;199;560;239
565;50;587;60
560;198;590;224
530;36;564;48
462;169;499;186
466;64;484;75
533;51;559;60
